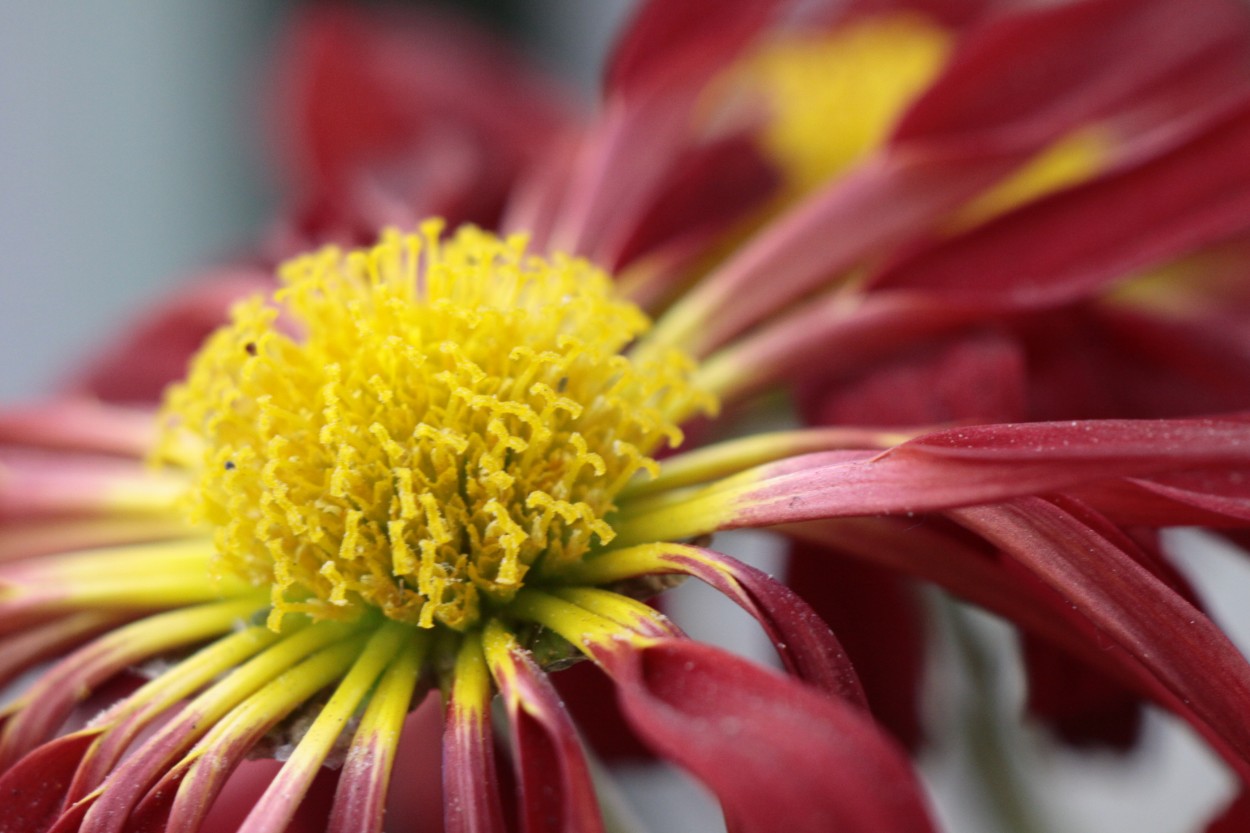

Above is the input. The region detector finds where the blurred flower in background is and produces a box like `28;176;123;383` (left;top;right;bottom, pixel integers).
6;1;1250;831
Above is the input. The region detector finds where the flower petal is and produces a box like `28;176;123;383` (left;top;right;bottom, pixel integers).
870;96;1250;307
600;638;938;833
485;622;604;833
563;543;865;704
0;730;101;833
951;497;1250;778
444;634;506;833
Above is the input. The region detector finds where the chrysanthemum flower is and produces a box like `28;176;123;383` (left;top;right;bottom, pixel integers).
8;0;1250;831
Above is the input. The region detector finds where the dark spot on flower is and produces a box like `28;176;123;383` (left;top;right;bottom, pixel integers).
225;461;236;471
244;342;257;356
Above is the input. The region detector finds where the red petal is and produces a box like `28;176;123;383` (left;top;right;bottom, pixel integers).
951;498;1250;778
797;329;1027;427
732;416;1250;527
893;0;1250;150
786;542;927;749
646;546;866;704
0;731;101;833
870;96;1250;307
497;647;603;833
443;691;505;833
604;0;779;98
270;5;568;201
601;639;938;833
72;270;270;406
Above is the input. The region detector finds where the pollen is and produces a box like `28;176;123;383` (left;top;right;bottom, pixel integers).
158;222;714;631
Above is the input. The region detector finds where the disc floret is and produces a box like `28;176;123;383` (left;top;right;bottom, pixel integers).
159;222;713;631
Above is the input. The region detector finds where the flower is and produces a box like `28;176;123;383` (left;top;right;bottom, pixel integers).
6;0;1250;831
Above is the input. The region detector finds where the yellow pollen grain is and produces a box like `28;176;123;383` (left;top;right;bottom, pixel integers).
157;222;713;631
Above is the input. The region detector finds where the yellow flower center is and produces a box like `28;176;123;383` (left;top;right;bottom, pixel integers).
724;15;951;195
158;222;712;631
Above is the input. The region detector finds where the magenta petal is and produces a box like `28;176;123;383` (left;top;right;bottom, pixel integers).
951;498;1250;777
497;648;604;833
601;639;937;833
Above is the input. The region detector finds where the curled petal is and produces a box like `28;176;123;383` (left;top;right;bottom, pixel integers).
563;543;865;704
599;638;937;833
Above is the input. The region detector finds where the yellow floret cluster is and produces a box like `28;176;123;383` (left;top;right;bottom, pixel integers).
158;222;713;631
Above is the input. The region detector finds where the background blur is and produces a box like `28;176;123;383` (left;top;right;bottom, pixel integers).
1;3;1246;832
0;0;634;401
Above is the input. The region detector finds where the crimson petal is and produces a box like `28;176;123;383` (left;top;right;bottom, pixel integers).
600;639;937;833
492;641;603;833
951;498;1250;777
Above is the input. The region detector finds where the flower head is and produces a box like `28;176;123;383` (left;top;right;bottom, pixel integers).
9;0;1250;831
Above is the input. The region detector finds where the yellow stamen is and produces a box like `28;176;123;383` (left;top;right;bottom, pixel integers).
159;223;713;631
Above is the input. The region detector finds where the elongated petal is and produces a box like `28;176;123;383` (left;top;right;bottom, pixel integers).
0;598;261;770
138;634;366;833
444;634;506;833
600;638;938;833
616;417;1250;542
328;652;426;833
77;621;360;833
0;450;185;522
786;542;927;749
270;5;568;203
563;543;864;703
605;0;779;98
485;622;604;833
237;624;416;833
0;400;155;458
893;0;1250;149
951;498;1250;777
870;96;1250;307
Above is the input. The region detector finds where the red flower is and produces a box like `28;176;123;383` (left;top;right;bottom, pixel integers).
6;1;1250;830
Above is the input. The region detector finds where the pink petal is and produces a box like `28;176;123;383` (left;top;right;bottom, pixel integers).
731;417;1250;527
0;731;101;833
